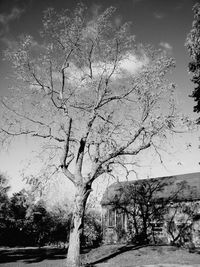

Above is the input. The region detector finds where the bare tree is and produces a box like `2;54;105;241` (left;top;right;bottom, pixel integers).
1;3;178;266
110;177;183;244
166;182;199;247
166;202;195;246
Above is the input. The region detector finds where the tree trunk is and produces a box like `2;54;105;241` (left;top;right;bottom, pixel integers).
66;185;90;267
142;220;148;244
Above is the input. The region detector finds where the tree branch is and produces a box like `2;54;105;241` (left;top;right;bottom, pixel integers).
0;127;65;142
1;100;50;128
101;126;145;164
75;114;97;176
60;118;75;182
88;40;94;79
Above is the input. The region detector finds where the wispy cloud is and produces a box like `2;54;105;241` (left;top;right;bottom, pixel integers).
153;12;165;19
174;0;187;10
159;42;173;52
174;4;183;10
0;7;25;37
119;52;148;74
44;52;148;92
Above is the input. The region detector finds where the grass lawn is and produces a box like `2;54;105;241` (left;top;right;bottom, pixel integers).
0;245;200;266
92;245;200;267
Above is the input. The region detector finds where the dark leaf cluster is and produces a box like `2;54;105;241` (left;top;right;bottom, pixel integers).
0;186;102;248
186;3;200;122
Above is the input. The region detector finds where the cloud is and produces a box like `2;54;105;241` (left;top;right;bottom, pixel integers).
0;7;24;23
174;4;183;10
61;52;148;90
174;0;187;10
28;51;148;94
0;7;25;37
159;42;173;51
153;12;165;19
119;53;148;74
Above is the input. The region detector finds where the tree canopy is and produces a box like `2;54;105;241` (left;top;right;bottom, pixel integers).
1;4;176;185
186;3;200;123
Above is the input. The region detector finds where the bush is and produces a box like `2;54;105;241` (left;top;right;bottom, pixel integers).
82;209;102;248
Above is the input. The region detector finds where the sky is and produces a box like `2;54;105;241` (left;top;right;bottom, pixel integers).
0;0;199;199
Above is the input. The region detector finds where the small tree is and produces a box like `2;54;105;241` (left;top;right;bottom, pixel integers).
1;3;179;266
166;202;196;247
186;3;200;123
111;179;198;246
112;177;181;244
166;181;199;248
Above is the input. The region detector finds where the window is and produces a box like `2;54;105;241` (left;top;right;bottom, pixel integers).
151;221;163;232
108;209;116;227
107;208;127;230
116;209;123;229
116;209;127;230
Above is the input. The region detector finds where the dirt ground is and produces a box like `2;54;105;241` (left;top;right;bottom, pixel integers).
0;245;200;267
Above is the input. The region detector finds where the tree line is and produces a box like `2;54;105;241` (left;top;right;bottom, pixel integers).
0;174;102;248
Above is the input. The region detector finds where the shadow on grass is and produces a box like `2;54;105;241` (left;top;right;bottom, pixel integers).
83;244;148;267
0;247;67;264
0;245;147;265
2;244;196;266
84;244;200;266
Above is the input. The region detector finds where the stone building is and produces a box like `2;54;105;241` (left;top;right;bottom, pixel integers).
101;172;200;247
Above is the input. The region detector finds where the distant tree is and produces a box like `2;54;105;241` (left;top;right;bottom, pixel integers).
26;200;53;246
8;190;33;246
0;172;10;196
1;3;180;266
186;3;200;123
0;186;73;247
10;190;30;220
49;204;72;246
0;173;11;246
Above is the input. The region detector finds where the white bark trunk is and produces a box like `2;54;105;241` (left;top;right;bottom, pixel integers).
66;186;90;267
66;214;82;267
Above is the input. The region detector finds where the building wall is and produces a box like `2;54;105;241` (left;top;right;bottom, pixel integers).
102;200;200;247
